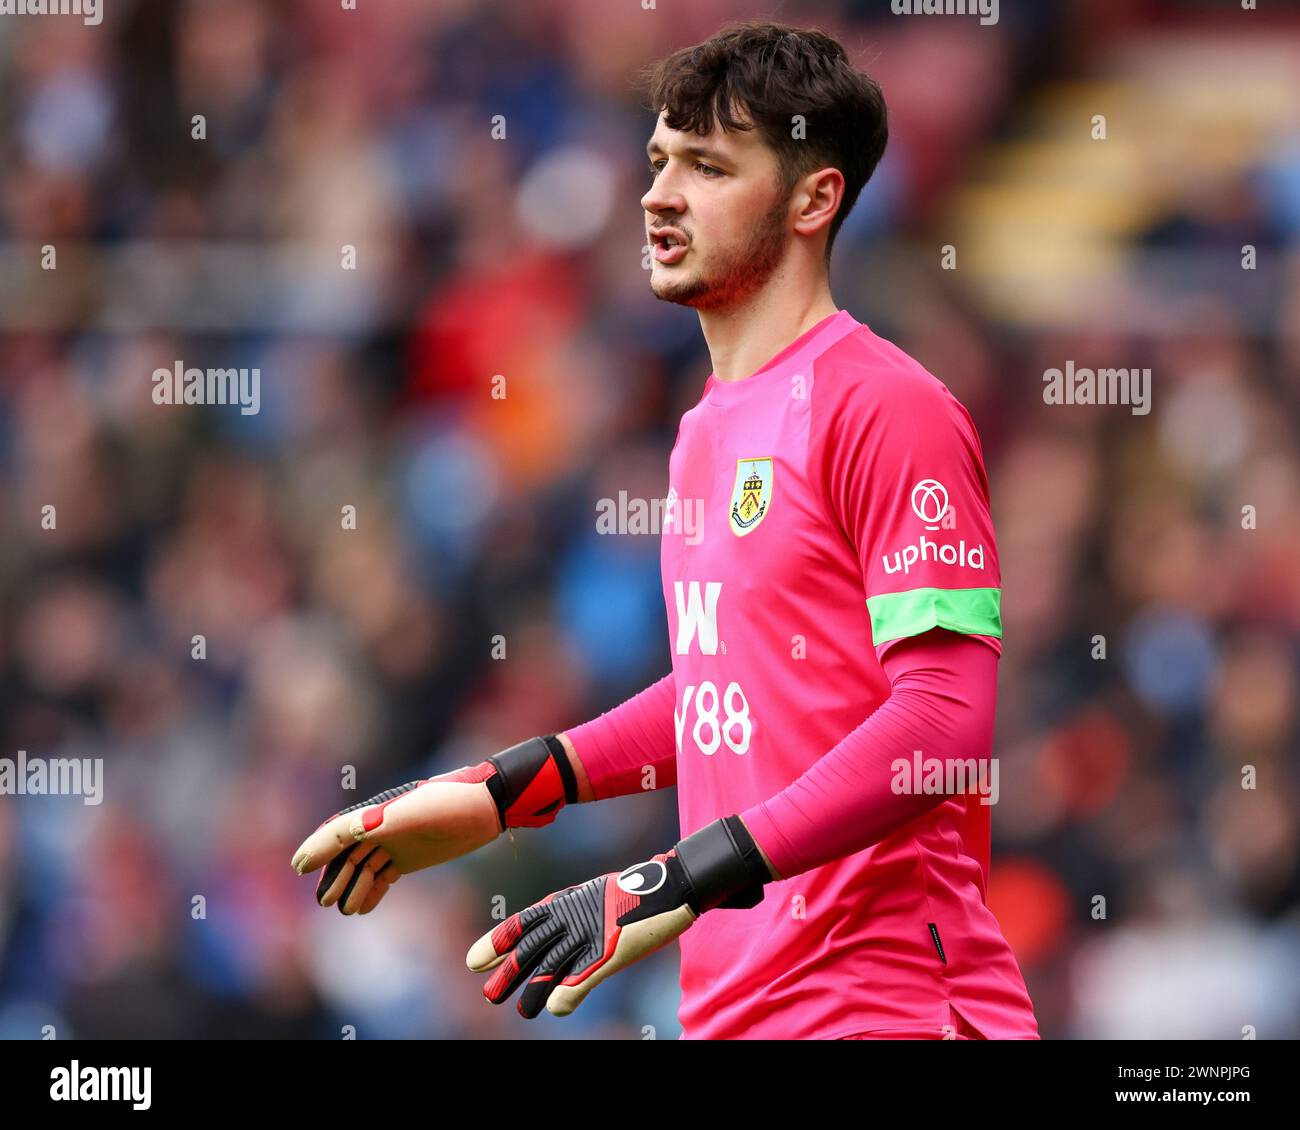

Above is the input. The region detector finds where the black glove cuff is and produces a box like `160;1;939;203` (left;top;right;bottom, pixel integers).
541;734;580;805
484;735;579;829
675;815;772;915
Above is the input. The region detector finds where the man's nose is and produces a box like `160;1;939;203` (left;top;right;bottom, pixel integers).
641;170;685;217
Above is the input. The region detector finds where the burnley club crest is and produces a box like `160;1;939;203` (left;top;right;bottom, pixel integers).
729;457;773;537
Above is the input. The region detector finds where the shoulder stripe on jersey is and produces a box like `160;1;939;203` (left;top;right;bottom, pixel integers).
865;587;1002;645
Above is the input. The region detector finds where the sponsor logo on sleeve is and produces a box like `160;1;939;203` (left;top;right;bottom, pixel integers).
882;478;986;575
911;478;949;528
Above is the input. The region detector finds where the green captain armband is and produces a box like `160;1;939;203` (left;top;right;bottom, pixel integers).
865;586;1002;646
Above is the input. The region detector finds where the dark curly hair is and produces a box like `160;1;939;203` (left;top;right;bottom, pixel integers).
639;21;889;261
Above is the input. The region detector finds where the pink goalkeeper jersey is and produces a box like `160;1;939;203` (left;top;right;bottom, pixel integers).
660;308;1037;1040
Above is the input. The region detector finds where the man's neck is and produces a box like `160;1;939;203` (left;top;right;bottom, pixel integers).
700;284;840;383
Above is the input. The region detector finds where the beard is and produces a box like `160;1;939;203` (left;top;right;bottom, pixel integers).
649;191;790;310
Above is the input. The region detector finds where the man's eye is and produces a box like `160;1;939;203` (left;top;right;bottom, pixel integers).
647;160;722;178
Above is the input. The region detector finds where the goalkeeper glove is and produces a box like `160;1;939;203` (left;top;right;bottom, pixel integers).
291;735;578;916
466;815;771;1018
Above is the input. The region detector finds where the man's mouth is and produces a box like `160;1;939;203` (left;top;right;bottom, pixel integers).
650;227;688;265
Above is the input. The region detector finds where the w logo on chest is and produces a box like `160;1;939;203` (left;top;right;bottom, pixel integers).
674;581;721;655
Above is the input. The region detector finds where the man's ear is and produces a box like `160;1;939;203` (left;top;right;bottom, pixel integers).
792;166;844;239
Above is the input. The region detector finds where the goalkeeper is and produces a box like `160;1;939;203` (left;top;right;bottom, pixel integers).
292;21;1039;1040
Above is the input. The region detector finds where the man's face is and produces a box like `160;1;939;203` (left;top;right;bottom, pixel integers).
641;110;791;310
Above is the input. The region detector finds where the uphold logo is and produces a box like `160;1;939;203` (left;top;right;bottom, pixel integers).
911;478;949;528
882;478;986;575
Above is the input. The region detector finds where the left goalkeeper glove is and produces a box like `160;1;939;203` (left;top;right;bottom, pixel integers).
465;815;771;1018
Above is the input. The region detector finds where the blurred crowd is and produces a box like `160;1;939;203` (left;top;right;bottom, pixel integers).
1;0;1298;1039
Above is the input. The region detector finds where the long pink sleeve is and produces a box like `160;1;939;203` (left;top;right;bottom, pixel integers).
739;628;997;880
564;673;679;800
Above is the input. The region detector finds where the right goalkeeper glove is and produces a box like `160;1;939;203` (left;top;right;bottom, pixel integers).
290;735;579;916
